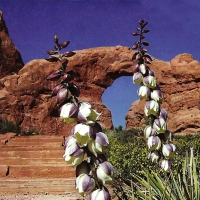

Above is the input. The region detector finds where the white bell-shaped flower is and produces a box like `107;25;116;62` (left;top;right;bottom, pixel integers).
78;102;101;125
76;174;95;196
96;161;114;185
159;160;172;172
162;143;176;159
63;137;84;166
147;135;162;151
72;123;94;147
144;100;159;117
137;85;150;100
60;103;78;123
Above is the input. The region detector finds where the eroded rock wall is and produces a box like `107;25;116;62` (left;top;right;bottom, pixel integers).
126;54;200;135
0;46;136;135
0;11;24;79
1;10;200;135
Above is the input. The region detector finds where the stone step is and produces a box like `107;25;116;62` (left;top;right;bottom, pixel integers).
0;146;63;151
15;135;65;140
7;136;64;142
0;157;65;165
0;150;64;158
0;165;75;178
0;178;78;195
6;141;63;147
0;134;81;196
0;134;66;147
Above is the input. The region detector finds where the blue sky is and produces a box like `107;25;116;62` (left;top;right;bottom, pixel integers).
1;0;200;128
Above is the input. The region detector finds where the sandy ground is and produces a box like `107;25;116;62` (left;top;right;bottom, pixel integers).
0;194;83;200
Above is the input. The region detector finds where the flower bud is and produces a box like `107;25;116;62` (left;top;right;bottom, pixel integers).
143;75;156;88
151;90;163;103
51;84;63;96
139;64;148;74
144;125;156;138
60;58;69;65
133;64;139;74
147;136;161;151
96;161;113;185
133;72;143;84
60;41;70;49
89;186;111;200
144;100;159;117
159;160;172;172
64;51;76;57
153;118;167;133
60;103;78;123
136;52;142;60
78;102;101;125
162;144;176;159
54;34;59;44
64;135;74;148
47;69;61;80
138;85;150;100
63;137;84;166
132;42;139;49
46;49;58;55
159;108;168;121
56;88;68;105
148;69;155;76
76;174;95;196
132;32;139;36
68;83;80;97
88;132;109;156
72;123;94;147
144;57;152;64
45;56;59;62
149;150;160;163
62;73;72;82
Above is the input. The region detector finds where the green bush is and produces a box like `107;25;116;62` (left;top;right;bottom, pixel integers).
20;129;39;136
106;130;200;175
106;128;163;177
105;129;200;199
0;118;38;136
0;118;20;134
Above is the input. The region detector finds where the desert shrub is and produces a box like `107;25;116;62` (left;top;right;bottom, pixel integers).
0;118;20;134
105;129;200;199
20;129;39;136
105;129;162;178
105;127;143;142
107;130;200;174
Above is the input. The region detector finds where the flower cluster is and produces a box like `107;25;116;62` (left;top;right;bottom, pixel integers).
46;35;113;199
132;20;176;171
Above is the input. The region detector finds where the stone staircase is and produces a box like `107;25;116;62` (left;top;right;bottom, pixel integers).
0;133;79;196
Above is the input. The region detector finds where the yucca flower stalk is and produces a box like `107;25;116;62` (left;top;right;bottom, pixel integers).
132;19;176;171
46;35;113;199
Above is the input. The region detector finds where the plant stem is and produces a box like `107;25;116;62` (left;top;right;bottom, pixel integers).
190;147;194;200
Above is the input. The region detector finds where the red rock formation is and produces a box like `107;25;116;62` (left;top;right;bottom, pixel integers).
126;54;200;135
0;11;24;78
1;10;200;135
0;46;137;135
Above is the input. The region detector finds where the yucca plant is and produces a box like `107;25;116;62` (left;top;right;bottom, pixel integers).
129;148;200;200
